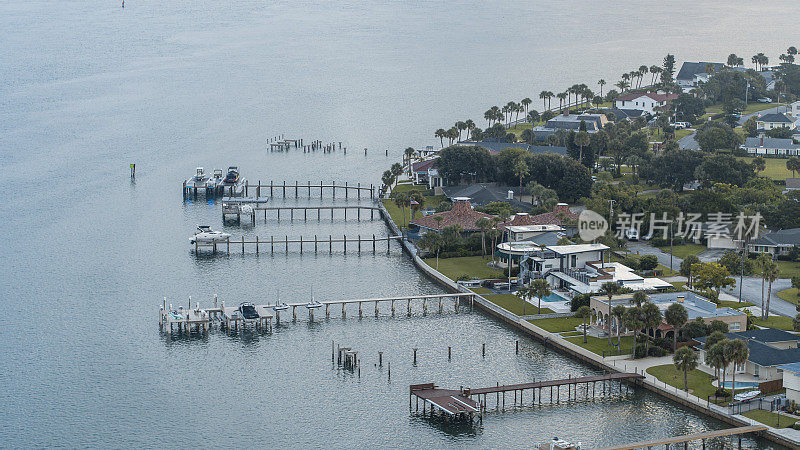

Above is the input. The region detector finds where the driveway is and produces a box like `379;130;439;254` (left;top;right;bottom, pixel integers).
625;241;683;270
723;276;794;317
677;131;699;150
697;248;727;262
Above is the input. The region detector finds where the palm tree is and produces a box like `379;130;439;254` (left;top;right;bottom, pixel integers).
710;340;732;396
598;79;606;98
546;91;555;110
391;162;403;187
612;305;626;347
786;156;800;178
576;305;592;343
615;80;630;92
487;227;501;264
521;97;532;115
418;231;444;268
638;65;648;88
574;131;590;165
476;217;492;259
435;128;446;147
789;46;798;57
763;260;780;320
446;127;459;145
526;110;539;124
381;170;394;192
409;192;425;220
630;290;647;308
649;65;661;85
513;159;529;190
757;253;771;318
393;192;410;228
529;278;551;315
727;339;749;394
455;121;467;141
599;282;622;345
751;54;759;71
673;347;699;392
465;119;475;140
404;147;416;173
539;91;549;110
557;92;567;111
642;302;662;356
665;302;688;351
484;109;494;126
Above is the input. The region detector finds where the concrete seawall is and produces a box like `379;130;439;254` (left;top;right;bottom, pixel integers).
377;200;796;447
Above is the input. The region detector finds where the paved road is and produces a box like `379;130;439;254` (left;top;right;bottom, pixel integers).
677;131;699;150
723;277;794;317
626;241;683;271
737;104;788;125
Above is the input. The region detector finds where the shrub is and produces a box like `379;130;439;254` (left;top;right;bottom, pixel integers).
715;388;731;398
634;343;648;359
649;347;666;357
570;293;591;312
623;256;640;271
503;266;520;277
457;274;471;281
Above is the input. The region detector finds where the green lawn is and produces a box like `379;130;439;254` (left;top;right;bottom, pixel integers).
422;256;503;280
470;287;493;294
382;194;447;229
674;128;693;140
751;315;796;331
646;364;723;400
718;300;754;310
777;288;800;305
735;156;794;181
775;260;800;279
565;335;635;355
529;316;584;333
706;102;778;116
484;294;553;316
742;409;796;428
656;243;706;260
671;281;687;291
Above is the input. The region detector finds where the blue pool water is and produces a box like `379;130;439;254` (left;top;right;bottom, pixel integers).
541;293;569;303
722;381;760;389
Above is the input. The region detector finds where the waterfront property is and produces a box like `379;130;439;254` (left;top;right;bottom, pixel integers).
779;362;800;404
591;291;747;341
748;227;800;256
410;197;495;232
675;61;724;89
497;204;579;236
455;140;568;156
696;329;800;383
530;113;607;141
613;92;678;115
411;158;442;188
741;136;800;156
441;184;528;209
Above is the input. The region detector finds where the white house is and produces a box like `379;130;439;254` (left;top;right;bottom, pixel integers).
675;62;725;89
790;101;800;118
614;92;678;115
411;158;442;189
780;362;800;404
756;113;796;131
742;137;800;156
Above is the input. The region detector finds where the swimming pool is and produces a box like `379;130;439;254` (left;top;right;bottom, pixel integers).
720;381;760;389
541;293;569;303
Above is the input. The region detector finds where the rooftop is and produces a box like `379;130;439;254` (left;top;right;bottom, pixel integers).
743;137;800;149
676;62;725;81
547;243;608;255
751;227;800;247
594;291;744;321
506;224;564;233
529;203;579;227
441;184;528;209
616;92;678;102
412;158;438;173
410;199;495;232
758;113;794;124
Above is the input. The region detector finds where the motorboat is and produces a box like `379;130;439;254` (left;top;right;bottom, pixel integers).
734;390;761;402
273;302;289;311
190;225;231;245
223;166;240;184
189;167;209;187
534;438;581;450
306;300;323;309
238;302;259;320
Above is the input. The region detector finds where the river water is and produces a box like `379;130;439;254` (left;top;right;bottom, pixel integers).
2;0;799;447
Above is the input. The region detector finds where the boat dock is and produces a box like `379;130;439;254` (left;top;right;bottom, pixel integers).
160;293;477;334
221;197;382;224
411;372;645;420
410;383;480;419
238;181;376;199
594;425;767;450
267;135;346;153
192;233;403;255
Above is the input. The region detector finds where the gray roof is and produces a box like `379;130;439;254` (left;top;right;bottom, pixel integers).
676;62;725;81
750;227;800;247
608;108;644;122
727;328;800;343
520;231;562;247
441;184;528;209
758;113;794;124
545;114;604;132
696;329;800;367
743;137;800;149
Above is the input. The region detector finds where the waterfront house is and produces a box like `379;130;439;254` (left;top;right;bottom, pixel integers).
530;113;607;141
756;113;796;131
607;108;644;122
411;158;443;189
456;140;568;156
779;362;800;404
696;329;800;383
409;197;495;232
748;227;800;256
441;184;528;210
592;292;747;342
742;137;800;156
613;92;678;115
675;62;725;88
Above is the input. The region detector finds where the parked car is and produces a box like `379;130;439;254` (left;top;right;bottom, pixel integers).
238;302;259;320
624;228;639;241
673;122;691;129
757;97;772;103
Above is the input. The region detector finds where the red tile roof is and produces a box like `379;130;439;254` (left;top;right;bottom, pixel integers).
412;158;438;173
498;213;537;231
529;203;579;227
410;199;495;232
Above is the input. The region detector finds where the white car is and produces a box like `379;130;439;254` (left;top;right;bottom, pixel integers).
757;98;772;103
624;228;639;241
673;122;691;129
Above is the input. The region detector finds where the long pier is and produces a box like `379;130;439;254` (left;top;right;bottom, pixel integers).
594;425;767;450
221;198;382;224
160;293;476;334
241;181;375;199
411;373;644;421
193;234;403;255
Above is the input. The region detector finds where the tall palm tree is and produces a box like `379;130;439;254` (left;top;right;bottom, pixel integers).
612;304;626;347
638;65;648;88
574;131;590;165
455;121;467;140
665;302;688;351
435;128;446;147
642;302;662;356
514;159;529;190
393;192;410;228
546;91;555;110
599;282;622;345
475;217;492;259
598;79;606;98
757;253;773;319
521;97;532;115
487;227;501;264
404;147;416;173
484;109;494;126
539;91;549;110
673;347;699;392
529;278;551;315
727;339;749;394
615;80;630;92
576;306;592;343
763;260;780;320
751;54;759;71
464;119;475;140
557;92;567;111
649;65;661;85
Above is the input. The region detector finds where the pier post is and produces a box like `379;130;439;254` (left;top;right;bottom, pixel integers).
378;351;382;367
300;236;303;253
373;234;376;254
439;298;443;313
271;235;274;254
407;299;411;316
257;181;260;198
315;235;318;253
482;343;485;358
270;181;273;197
342;303;346;318
283;180;286;197
345;182;348;198
391;300;395;314
374;301;378;316
516;340;519;354
413;348;417;365
343;235;347;254
308;181;311;197
329;235;332;254
357;182;361;199
295;181;298;197
448;346;451;360
359;302;362;317
292;305;297;321
325;304;329;318
358;235;361;253
422;298;426;315
285;235;288;254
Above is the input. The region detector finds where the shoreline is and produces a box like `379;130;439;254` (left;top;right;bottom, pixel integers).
377;201;799;448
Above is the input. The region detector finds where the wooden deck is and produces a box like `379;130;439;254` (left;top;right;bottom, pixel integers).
410;383;480;416
468;372;643;395
594;425;767;449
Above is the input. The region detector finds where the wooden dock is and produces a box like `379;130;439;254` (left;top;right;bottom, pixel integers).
410;383;480;419
594;425;767;450
239;181;376;199
160;293;476;333
192;234;403;255
412;373;645;420
220;197;382;224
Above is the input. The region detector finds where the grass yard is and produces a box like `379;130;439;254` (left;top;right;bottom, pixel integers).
470;287;493;294
750;315;795;331
775;260;800;279
484;294;553;316
382;194;446;228
742;409;796;428
565;335;635;355
717;300;754;310
735;156;794;181
422;256;503;280
705;102;778;116
674;128;693;141
528;316;584;333
656;243;706;260
777;288;800;305
646;364;721;401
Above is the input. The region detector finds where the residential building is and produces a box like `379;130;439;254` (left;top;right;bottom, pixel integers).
592;291;747;341
696;329;800;382
779;362;800;403
531;113;608;141
607;108;644;122
742;137;800;156
456;141;568;156
411;158;442;189
614;92;678;115
409;197;494;232
675;62;725;88
529;203;580;231
791;101;800;118
756;113;796;131
504;223;564;243
441;184;528;210
748;227;800;256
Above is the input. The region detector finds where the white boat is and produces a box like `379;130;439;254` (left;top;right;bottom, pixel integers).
273;302;289;311
190;225;231;245
734;390;761;402
535;438;581;450
189;167;209;187
306;300;323;309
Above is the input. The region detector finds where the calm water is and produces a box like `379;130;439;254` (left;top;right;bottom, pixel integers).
2;0;799;447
